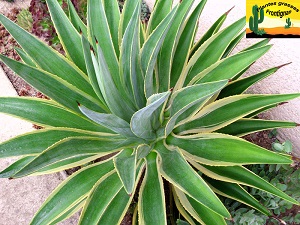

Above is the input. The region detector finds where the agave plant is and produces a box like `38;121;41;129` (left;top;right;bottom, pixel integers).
0;0;299;224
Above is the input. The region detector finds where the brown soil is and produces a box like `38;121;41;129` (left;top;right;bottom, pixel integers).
0;1;42;97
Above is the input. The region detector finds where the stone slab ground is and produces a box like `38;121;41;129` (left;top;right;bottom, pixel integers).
0;66;77;225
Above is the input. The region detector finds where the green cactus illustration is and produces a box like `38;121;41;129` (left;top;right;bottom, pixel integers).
285;18;291;28
249;5;265;34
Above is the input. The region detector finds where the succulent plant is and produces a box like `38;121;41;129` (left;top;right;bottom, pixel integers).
249;4;264;34
285;17;292;28
0;0;299;224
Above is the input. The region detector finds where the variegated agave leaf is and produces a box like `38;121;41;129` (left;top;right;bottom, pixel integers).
0;0;299;224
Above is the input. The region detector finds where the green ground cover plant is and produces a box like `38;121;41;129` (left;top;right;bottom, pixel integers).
0;0;299;224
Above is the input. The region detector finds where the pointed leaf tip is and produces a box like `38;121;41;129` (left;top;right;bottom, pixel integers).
278;102;289;106
226;6;235;15
277;62;292;69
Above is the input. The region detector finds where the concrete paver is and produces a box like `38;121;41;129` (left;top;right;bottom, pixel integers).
0;66;77;224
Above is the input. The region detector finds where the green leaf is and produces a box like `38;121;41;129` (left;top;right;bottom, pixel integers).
0;128;102;158
146;0;173;35
176;94;300;134
96;188;132;225
215;118;297;137
0;14;95;98
33;155;99;175
174;187;226;225
130;91;170;140
49;199;85;225
181;17;245;87
241;38;271;52
195;164;299;205
173;188;200;225
46;0;86;73
0;156;34;178
30;160;114;225
103;0;120;57
67;0;87;36
79;171;123;225
14;47;35;67
120;1;145;108
203;176;271;216
191;45;272;85
157;0;196;93
13;136;133;177
81;35;107;108
87;0;119;87
97;161;145;225
218;67;278;99
139;152;167;224
118;0;139;42
0;97;110;132
167;133;292;166
170;0;207;87
155;142;230;218
114;149;136;194
189;7;231;58
141;6;178;98
222;30;245;58
136;144;152;159
165;80;228;136
79;104;135;138
0;55;106;114
92;43;136;121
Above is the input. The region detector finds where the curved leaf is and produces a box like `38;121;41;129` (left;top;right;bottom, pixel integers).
46;0;86;73
155;142;230;218
130;91;170;140
176;94;300;134
120;1;145;108
167;134;292;166
141;6;178;97
139;152;166;225
0;97;110;132
0;14;94;97
157;0;197;92
79;104;135;138
190;45;272;85
0;156;34;178
114;149;136;195
146;0;173;35
92;44;136;121
0;55;106;114
174;187;227;225
218;67;278;99
30;160;114;225
180;17;245;87
13;136;133;177
67;0;87;36
195;164;299;205
103;0;120;57
216;118;297;137
87;0;119;87
0;128;103;158
79;171;123;225
189;7;231;58
203;176;271;216
165;80;228;136
170;0;207;87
